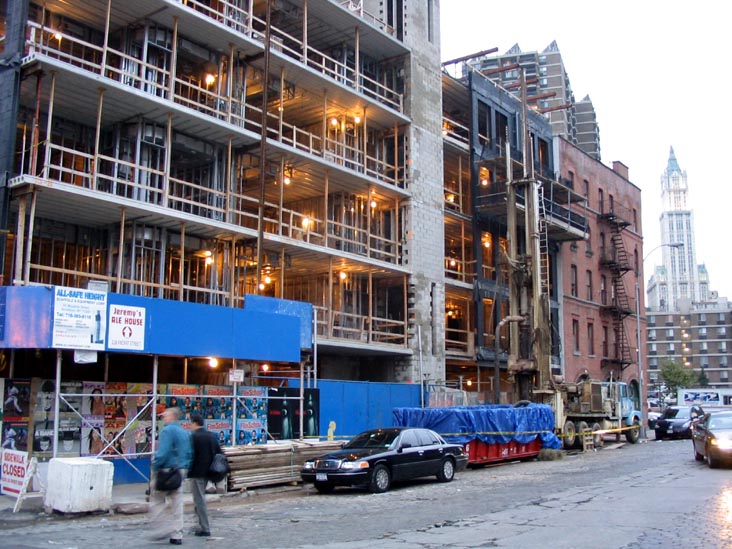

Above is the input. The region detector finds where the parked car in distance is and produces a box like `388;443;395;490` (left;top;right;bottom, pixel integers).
648;410;661;430
301;427;469;494
654;405;704;440
692;410;732;468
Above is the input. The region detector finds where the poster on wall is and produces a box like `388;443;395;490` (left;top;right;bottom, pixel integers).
204;386;233;420
127;383;154;422
104;382;127;420
236;418;266;445
238;386;268;420
81;381;106;417
56;416;82;457
51;286;107;351
2;420;29;453
3;379;30;420
81;418;105;457
267;388;319;440
205;419;232;447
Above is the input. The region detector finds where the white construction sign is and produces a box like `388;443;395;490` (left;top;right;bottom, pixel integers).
52;286;107;350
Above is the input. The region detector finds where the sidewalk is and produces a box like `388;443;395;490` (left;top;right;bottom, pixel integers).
1;480;303;516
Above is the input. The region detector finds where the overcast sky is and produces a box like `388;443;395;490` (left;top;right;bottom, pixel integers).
441;1;731;298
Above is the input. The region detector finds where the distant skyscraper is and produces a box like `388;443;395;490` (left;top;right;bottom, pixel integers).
647;147;709;311
464;41;601;160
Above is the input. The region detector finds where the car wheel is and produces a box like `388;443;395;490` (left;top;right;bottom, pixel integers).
625;419;640;444
369;464;391;493
562;420;576;450
436;458;455;482
707;446;720;469
314;482;335;494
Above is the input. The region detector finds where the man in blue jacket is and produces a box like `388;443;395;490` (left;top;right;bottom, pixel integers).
150;406;192;545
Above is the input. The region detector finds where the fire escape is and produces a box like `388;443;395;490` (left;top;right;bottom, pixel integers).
599;206;633;372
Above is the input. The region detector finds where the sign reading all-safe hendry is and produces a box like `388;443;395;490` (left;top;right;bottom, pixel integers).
52;286;107;351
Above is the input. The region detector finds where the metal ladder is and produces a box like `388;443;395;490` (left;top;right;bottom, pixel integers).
537;185;551;295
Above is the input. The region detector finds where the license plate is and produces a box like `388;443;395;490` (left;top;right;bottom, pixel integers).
667;429;673;434
316;473;328;481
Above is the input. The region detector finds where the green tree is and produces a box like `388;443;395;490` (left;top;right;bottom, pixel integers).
659;360;697;395
697;368;710;387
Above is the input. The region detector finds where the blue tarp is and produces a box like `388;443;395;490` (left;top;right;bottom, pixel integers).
393;403;562;450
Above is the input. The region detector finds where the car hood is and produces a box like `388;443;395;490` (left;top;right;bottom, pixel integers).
316;448;389;461
710;428;732;439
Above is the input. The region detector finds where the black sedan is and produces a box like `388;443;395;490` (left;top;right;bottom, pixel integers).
301;427;468;493
654;405;704;440
692;410;732;468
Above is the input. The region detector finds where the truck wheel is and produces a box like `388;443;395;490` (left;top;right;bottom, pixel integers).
591;422;603;447
625;418;641;444
576;421;589;449
562;420;576;449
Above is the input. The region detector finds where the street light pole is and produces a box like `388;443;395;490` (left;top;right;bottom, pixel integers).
637;242;684;439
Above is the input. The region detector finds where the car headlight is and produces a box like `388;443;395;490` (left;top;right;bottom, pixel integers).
711;438;732;450
303;461;315;470
339;460;369;471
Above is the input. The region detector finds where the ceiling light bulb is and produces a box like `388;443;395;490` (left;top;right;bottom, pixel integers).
204;73;216;86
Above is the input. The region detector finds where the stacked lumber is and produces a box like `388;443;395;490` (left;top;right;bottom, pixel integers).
222;439;343;491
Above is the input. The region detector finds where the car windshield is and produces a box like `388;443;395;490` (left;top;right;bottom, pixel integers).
663;407;690;419
345;430;399;449
709;416;732;430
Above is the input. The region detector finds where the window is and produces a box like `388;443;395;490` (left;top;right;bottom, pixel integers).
666;329;674;337
602;326;609;357
573;320;580;353
570;265;578;297
634;249;639;275
598;189;604;213
599;232;606;258
719;313;726;322
600;275;607;305
668;343;675;353
718;327;726;336
583;179;589;198
587;323;595;355
609;194;614;213
585;270;593;300
633;209;638;230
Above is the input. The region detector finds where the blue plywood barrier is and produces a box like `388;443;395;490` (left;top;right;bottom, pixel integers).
291;380;421;441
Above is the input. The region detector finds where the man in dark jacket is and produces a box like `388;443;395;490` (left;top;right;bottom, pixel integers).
188;413;223;537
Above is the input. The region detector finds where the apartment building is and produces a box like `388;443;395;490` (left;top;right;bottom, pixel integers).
463;41;601;161
647;302;732;389
558;141;644;392
0;0;445;384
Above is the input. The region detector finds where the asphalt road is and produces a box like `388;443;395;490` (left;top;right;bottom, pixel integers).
1;436;731;548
